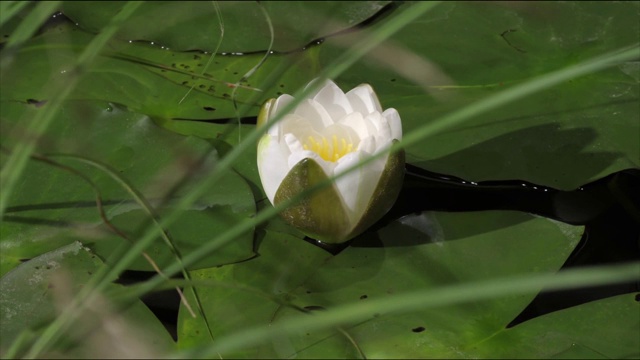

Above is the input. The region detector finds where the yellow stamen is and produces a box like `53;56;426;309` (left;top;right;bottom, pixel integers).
303;134;355;162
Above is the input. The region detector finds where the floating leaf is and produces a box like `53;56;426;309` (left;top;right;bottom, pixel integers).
175;211;606;358
1;100;256;274
0;242;175;357
326;2;639;190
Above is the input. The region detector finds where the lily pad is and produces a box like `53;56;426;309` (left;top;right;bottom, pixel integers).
1;3;638;358
0;100;256;274
173;211;614;358
0;19;319;121
61;1;391;52
324;1;639;190
0;241;175;357
177;229;333;357
473;292;639;359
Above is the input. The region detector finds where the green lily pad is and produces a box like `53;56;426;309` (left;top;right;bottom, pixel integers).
0;241;175;357
173;211;618;358
4;2;636;192
0;19;319;121
325;1;639;190
176;230;333;357
61;1;391;52
0;100;256;274
1;3;638;358
473;293;639;359
275;211;585;358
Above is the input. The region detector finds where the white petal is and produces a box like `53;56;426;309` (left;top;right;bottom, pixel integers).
334;150;387;225
304;78;329;98
383;108;402;140
346;84;382;114
373;137;393;156
338;112;375;140
284;133;304;154
362;151;389;198
333;152;362;221
356;135;376;154
265;95;295;137
365;112;391;141
280;114;320;140
270;94;294;120
257;135;292;204
294;99;334;130
313;80;353;122
324;105;348;123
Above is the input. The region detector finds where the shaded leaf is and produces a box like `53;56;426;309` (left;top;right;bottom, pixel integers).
61;1;391;52
326;1;639;190
0;242;174;356
1;100;255;273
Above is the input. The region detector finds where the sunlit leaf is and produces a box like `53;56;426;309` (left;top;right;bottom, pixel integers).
176;211;600;358
177;230;333;357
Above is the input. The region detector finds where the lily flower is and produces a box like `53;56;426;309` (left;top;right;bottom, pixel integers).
257;79;404;243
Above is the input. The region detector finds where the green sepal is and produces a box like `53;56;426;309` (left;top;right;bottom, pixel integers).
274;158;350;244
346;141;405;240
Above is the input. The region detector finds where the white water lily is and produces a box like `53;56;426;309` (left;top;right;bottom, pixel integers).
257;79;404;243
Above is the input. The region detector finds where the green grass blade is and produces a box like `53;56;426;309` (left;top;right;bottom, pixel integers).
1;1;60;51
20;3;441;355
395;44;640;154
87;0;443;297
0;1;33;29
150;44;640;291
9;3;146;358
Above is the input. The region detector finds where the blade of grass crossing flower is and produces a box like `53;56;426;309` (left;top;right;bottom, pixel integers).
125;44;640;302
38;4;443;349
91;0;443;298
114;6;638;304
30;5;637;357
